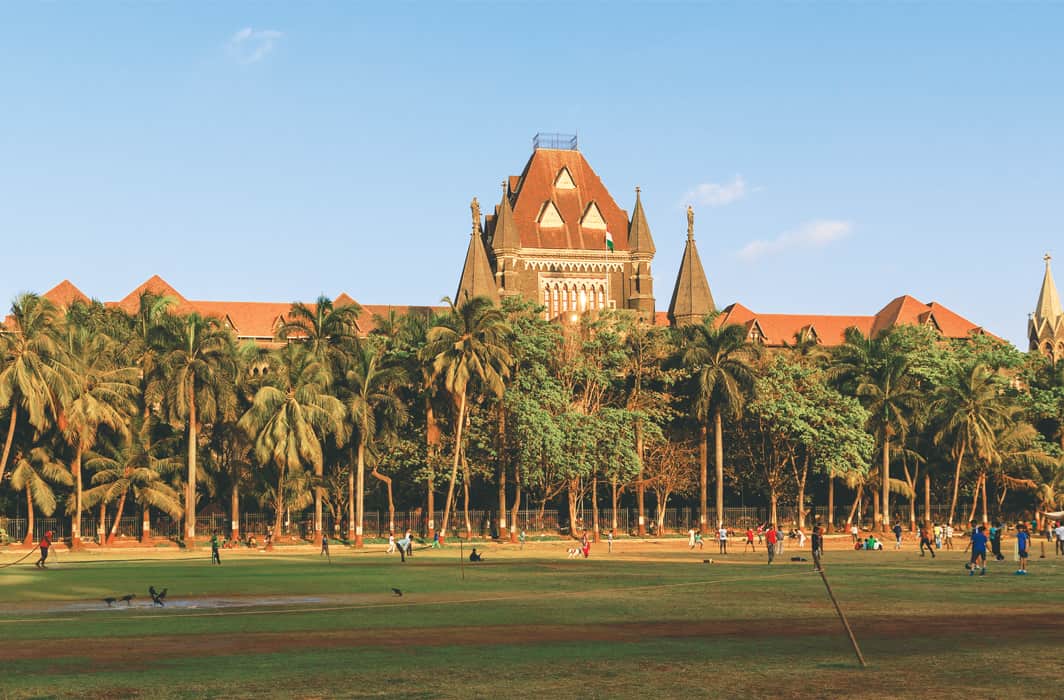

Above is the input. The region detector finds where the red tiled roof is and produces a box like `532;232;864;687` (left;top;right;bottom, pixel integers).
43;280;90;307
112;275;191;314
716;296;986;347
507;148;631;252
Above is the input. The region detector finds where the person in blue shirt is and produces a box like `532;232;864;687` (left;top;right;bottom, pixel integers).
892;522;903;550
969;525;988;576
1016;522;1030;575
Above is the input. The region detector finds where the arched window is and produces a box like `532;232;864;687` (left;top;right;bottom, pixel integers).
551;286;559;317
578;285;588;312
597;287;605;309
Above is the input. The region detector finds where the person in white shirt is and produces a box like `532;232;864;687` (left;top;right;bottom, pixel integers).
386;533;396;553
797;528;807;548
688;529;696;549
850;523;859;544
1054;523;1064;556
944;524;954;550
717;526;728;554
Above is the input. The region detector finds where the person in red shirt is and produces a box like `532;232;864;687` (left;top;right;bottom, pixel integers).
744;527;756;552
36;531;53;568
765;525;778;564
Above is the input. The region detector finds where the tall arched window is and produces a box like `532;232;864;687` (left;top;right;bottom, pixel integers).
597;287;605;309
552;286;559;317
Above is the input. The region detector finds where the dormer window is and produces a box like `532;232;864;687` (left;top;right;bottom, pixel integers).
580;202;607;230
537;200;564;227
554;167;576;190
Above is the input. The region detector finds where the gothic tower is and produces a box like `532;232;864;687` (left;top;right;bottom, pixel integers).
1030;253;1064;361
667;206;715;325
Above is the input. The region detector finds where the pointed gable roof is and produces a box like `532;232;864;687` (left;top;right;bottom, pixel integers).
504;147;630;251
627;188;656;256
456;230;499;304
42;280;90;308
1034;254;1063;325
491;187;521;253
115;275;189;313
668;225;715;325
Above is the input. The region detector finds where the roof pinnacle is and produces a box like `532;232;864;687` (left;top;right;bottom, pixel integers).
686;205;695;241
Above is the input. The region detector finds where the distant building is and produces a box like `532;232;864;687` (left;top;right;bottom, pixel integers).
8;134;994;349
1030;254;1063;361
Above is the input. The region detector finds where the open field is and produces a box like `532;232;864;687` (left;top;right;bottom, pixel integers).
2;538;1063;699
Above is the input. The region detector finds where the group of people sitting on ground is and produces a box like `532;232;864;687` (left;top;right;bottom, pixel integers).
854;535;883;551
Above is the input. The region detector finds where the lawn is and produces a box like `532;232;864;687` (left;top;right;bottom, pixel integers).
1;539;1062;699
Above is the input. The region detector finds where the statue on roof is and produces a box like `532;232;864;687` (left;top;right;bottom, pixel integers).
470;197;481;234
686;205;695;239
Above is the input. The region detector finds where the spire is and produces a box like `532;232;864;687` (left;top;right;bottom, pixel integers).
456;213;500;304
627;187;656;256
668;208;715;325
491;181;521;253
1034;253;1062;325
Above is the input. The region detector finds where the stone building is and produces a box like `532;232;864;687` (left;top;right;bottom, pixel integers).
1030;254;1063;361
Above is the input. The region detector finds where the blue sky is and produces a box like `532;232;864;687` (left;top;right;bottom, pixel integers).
1;2;1061;347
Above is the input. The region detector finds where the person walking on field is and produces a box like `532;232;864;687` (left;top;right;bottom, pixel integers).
1016;522;1030;575
580;531;591;559
607;529;614;553
944;523;954;550
990;523;1004;561
717;525;728;554
1053;522;1064;556
893;522;903;550
320;533;330;558
933;523;943;549
387;533;396;553
210;534;222;565
919;523;936;558
811;526;824;572
766;525;778;564
688;528;697;549
850;523;859;544
775;525;784;556
35;530;53;568
744;527;756;552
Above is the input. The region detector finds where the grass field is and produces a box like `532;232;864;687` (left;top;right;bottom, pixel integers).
2;538;1062;699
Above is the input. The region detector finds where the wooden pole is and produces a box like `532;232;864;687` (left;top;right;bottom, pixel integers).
459;540;465;581
818;568;866;667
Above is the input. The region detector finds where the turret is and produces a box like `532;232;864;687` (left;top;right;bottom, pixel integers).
667;206;715;326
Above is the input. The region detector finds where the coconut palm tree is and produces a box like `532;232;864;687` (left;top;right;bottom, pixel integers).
677;318;758;531
238;343;346;539
60;308;138;545
423;296;512;540
932;363;1012;526
0;293;69;484
344;340;406;546
162;313;236;540
857;352;920;532
9;447;73;545
83;419;184;545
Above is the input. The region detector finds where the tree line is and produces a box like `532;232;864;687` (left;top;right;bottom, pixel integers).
1;290;1062;545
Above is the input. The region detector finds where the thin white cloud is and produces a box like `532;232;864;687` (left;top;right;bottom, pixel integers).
738;219;853;261
228;27;283;64
684;176;747;207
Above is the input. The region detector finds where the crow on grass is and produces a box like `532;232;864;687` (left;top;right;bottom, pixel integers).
120;594;136;606
391;588;403;597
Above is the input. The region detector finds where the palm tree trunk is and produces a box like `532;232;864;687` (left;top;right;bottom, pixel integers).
568;479;579;539
635;421;646;536
924;472;931;527
699;424;708;531
141;504;151;544
827;475;835;533
591;472;600;543
980;472;989;526
947;443;967;526
23;487;34;546
0;408;17;485
461;453;472;540
273;465;286;540
355;441;366;547
370;466;395;534
71;447;83;547
509;463;521;543
846;484;863;526
714;410;724;530
967;472;982;525
186;387;198;541
107;491;128;545
347;448;355;542
497;404;506;538
439;391;466;539
611;476;619;533
98;501;106;546
230;480;240;542
425;400;438;541
881;438;890;533
313;461;323;542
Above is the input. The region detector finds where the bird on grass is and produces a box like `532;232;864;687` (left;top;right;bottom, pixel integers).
391;588;403;597
102;597;117;607
149;586;167;607
120;594;136;606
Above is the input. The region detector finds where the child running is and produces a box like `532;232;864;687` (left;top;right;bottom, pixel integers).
744;526;756;552
35;530;53;568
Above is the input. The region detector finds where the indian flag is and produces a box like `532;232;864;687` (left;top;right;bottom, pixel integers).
605;230;614;252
